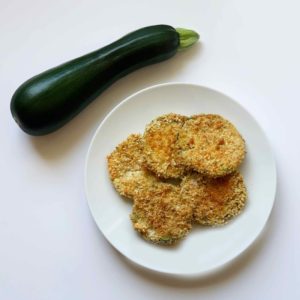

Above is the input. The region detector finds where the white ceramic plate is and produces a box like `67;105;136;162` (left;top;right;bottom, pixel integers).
85;83;276;276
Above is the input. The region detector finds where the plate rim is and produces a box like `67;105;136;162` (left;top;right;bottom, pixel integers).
84;82;277;276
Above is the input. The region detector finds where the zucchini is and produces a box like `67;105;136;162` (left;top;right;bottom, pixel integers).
11;25;199;135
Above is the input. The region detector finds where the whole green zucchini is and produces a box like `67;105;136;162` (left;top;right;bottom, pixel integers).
11;25;199;135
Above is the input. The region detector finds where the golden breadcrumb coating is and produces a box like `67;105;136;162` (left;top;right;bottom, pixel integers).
107;113;248;246
143;113;187;179
107;134;160;199
177;114;245;177
181;171;247;225
131;183;194;245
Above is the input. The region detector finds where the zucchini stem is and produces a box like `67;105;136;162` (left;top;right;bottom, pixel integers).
176;28;200;50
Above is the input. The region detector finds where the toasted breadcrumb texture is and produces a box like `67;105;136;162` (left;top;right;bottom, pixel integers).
143;113;188;179
181;171;247;225
107;134;160;199
131;183;194;245
177;114;246;177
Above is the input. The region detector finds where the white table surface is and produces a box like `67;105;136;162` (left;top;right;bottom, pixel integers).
1;0;299;299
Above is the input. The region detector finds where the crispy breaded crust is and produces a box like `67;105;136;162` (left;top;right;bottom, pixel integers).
107;114;248;245
181;172;247;225
143;113;188;179
177;114;246;177
131;183;193;245
107;134;159;199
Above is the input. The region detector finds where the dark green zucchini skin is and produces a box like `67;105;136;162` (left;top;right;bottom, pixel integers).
11;25;180;135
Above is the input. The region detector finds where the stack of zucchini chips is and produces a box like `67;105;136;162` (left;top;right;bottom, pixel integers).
108;113;247;245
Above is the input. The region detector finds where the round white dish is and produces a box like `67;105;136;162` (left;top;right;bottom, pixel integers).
85;83;276;276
